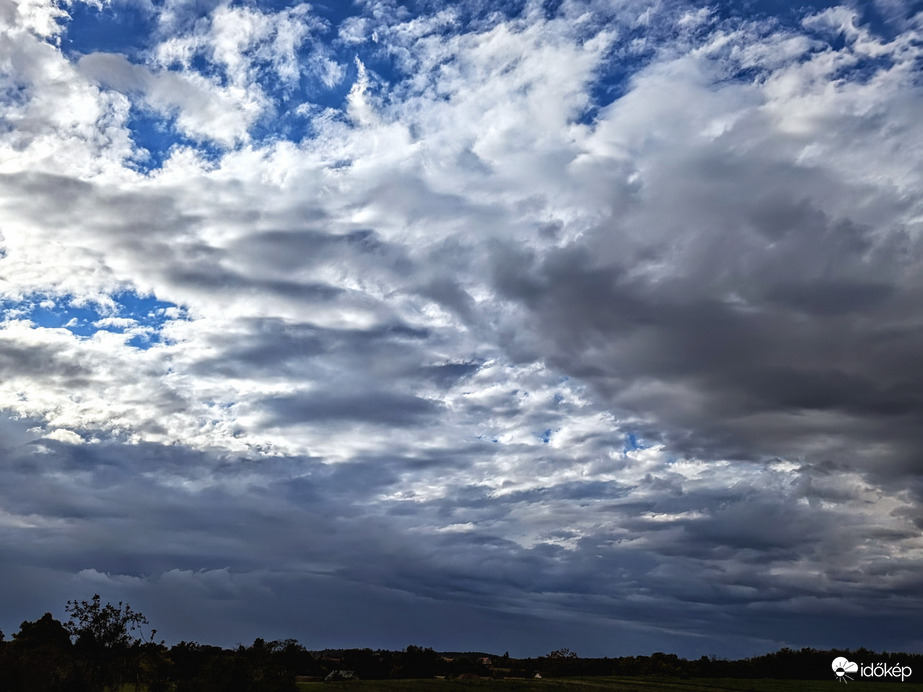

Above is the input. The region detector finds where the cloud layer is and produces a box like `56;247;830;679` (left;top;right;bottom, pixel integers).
1;0;922;656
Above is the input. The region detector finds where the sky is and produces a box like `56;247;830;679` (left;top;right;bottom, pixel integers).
1;0;923;660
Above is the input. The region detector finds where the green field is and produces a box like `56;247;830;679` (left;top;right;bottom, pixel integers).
297;677;923;691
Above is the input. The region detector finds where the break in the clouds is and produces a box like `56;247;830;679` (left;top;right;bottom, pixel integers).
1;0;923;658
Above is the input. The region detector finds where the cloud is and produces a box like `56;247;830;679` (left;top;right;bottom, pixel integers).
78;51;267;146
260;391;441;427
0;418;920;655
1;0;922;658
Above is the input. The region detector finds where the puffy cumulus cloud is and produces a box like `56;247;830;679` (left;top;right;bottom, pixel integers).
152;3;325;87
0;1;134;176
494;8;923;480
78;51;267;146
2;0;66;37
1;0;923;657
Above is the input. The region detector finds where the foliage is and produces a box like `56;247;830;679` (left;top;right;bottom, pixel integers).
3;601;923;691
59;595;162;691
12;613;71;651
2;613;77;692
547;648;578;659
65;594;152;650
293;677;923;691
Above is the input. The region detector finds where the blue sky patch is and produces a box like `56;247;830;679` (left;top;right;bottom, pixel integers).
578;43;653;125
624;433;646;453
127;107;225;172
62;0;155;60
0;290;186;349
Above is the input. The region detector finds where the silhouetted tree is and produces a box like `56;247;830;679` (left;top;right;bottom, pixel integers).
543;648;581;676
7;613;76;692
169;639;298;692
65;594;151;650
400;645;437;678
65;595;154;690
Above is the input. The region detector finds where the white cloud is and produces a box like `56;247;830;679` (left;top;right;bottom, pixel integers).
3;0;67;38
2;0;923;654
0;11;134;177
2;0;920;476
45;428;84;444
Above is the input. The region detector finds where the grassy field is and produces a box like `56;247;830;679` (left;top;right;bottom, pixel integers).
297;676;923;691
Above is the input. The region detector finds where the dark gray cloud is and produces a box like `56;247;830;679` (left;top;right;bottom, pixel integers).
1;416;922;656
261;391;440;426
2;0;923;662
491;150;923;479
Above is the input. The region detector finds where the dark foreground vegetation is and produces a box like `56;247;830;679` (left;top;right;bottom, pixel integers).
1;597;920;691
294;679;923;691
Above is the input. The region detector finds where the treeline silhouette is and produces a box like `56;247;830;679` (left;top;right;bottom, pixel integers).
0;596;919;690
